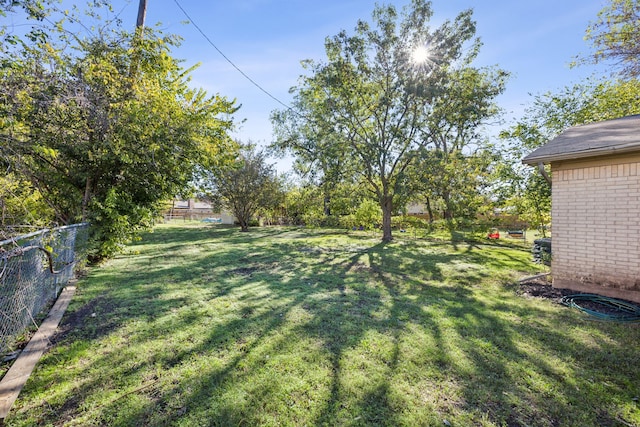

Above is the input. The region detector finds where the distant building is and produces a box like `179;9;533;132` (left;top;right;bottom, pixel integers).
406;202;426;215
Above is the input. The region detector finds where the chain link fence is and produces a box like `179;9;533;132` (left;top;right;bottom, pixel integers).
0;223;89;355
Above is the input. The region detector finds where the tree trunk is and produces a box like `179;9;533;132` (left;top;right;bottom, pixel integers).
82;177;92;221
442;191;453;220
425;197;434;223
236;207;250;231
381;194;393;242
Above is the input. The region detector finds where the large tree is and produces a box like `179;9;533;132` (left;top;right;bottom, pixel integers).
580;0;640;78
272;0;503;241
0;2;238;258
414;65;507;221
203;145;281;232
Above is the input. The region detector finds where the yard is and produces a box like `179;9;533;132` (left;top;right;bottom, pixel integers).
5;223;640;426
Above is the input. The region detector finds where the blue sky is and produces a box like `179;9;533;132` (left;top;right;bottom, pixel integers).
16;0;610;170
137;1;608;152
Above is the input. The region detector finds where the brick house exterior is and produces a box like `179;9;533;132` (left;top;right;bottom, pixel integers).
523;115;640;303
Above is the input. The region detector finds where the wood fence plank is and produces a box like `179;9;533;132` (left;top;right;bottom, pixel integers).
0;285;76;421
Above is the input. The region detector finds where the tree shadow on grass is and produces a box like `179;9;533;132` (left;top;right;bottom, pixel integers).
294;239;640;426
23;228;312;424
12;226;640;426
359;241;639;426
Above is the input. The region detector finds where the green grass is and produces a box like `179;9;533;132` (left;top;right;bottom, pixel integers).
5;223;640;426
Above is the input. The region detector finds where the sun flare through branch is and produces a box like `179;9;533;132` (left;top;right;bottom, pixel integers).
411;45;431;65
407;43;438;73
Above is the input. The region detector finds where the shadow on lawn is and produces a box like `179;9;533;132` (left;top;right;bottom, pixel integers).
18;226;640;426
360;244;633;426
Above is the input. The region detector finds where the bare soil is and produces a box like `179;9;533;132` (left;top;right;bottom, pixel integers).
517;275;640;318
516;275;573;303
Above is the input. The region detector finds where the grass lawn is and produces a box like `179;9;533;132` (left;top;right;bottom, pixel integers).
5;223;640;426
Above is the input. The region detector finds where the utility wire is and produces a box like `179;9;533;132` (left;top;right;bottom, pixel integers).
171;0;293;111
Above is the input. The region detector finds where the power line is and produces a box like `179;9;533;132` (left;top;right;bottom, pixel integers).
171;0;292;111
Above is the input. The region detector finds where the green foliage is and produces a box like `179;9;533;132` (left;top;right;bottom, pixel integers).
580;0;640;78
413;147;498;221
89;188;155;259
506;172;551;235
202;145;280;232
281;185;324;226
0;173;54;228
501;79;640;153
354;199;382;230
278;181;368;227
0;2;237;259
391;214;430;230
585;78;640;119
411;62;508;221
326;181;369;217
499;78;640;231
272;1;502;242
342;199;382;230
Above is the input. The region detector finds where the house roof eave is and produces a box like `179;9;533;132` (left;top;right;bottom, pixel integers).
522;143;640;166
521;114;640;166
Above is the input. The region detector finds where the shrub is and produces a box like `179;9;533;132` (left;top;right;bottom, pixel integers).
354;200;381;230
391;215;430;230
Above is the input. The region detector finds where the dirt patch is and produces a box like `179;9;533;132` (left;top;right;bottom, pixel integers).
51;295;120;344
348;261;371;273
53;392;83;426
516;275;640;318
51;298;99;343
228;266;259;276
517;277;574;303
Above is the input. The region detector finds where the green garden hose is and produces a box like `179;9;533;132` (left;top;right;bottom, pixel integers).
561;294;640;322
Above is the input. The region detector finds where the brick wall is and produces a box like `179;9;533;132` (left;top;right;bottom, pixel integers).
551;153;640;303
